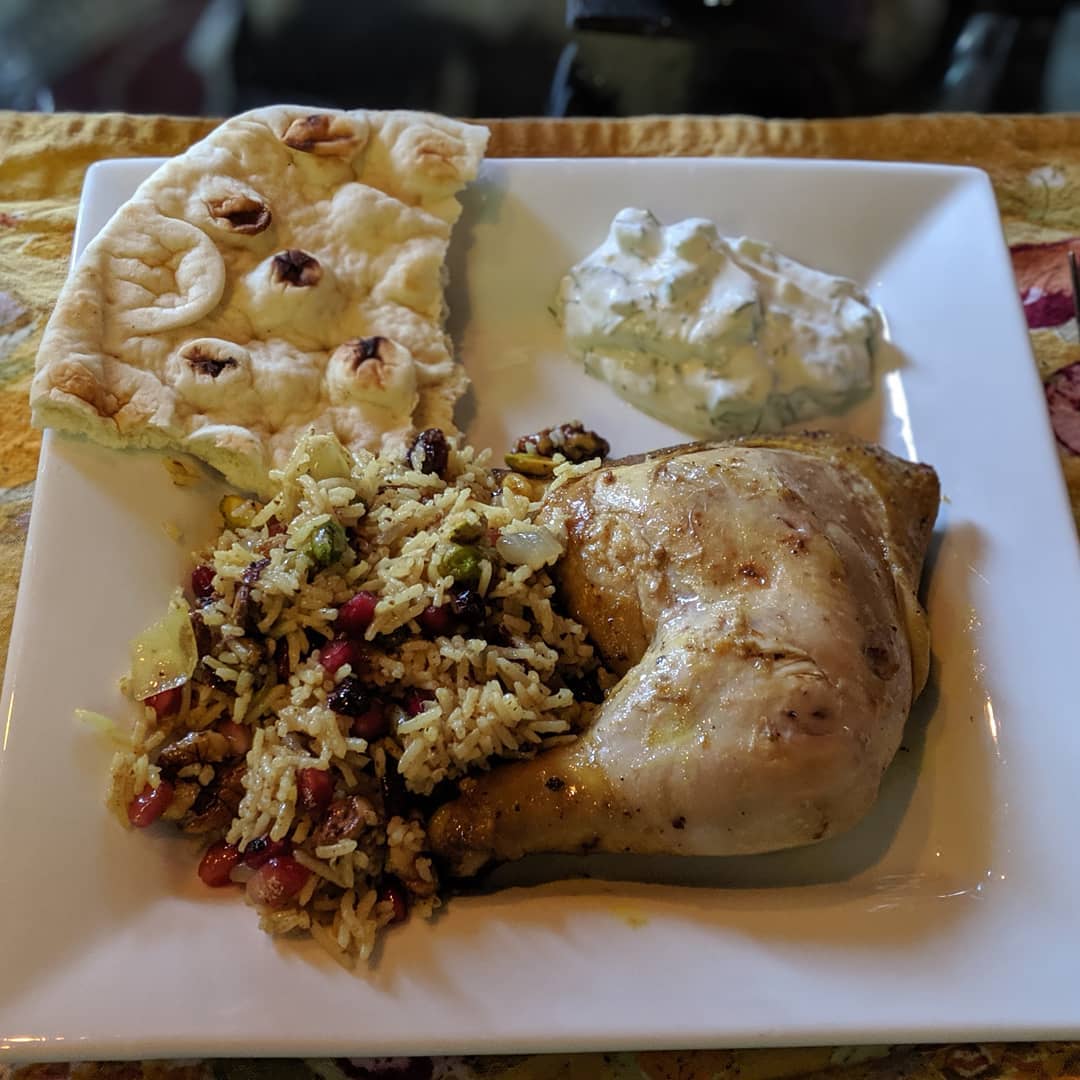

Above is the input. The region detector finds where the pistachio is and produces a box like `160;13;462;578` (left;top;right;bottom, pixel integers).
307;520;347;567
449;514;484;544
439;543;483;588
504;452;557;478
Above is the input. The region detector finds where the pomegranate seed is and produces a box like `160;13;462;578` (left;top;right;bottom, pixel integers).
241;835;290;868
143;686;181;720
127;780;174;828
351;700;389;741
380;878;409;924
336;591;378;635
198;840;240;887
217;719;252;757
246;855;311;909
190;564;216;600
297;768;334;814
404;690;433;717
267;517;286;537
418;603;452;636
320;637;360;675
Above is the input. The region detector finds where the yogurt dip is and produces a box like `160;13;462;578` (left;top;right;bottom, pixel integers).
556;208;882;436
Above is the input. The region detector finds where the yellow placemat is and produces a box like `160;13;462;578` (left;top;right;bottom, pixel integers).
1;110;1078;1080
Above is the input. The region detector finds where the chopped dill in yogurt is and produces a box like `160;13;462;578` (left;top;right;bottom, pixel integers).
556;208;882;436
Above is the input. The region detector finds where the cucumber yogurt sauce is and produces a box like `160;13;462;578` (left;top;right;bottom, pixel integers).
555;208;882;437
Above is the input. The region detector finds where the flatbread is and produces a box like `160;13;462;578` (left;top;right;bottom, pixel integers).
30;106;489;496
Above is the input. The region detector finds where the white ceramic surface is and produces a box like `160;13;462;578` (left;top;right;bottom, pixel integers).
1;156;1078;1061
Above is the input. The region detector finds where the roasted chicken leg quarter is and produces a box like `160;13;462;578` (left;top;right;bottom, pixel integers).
429;432;939;875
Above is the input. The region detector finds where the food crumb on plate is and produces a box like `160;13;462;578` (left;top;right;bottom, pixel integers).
163;457;203;488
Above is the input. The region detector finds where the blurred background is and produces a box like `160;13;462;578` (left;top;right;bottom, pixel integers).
0;0;1077;118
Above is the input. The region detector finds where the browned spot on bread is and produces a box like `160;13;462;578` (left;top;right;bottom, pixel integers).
281;113;365;156
205;193;271;235
272;249;322;287
339;337;386;368
181;342;242;378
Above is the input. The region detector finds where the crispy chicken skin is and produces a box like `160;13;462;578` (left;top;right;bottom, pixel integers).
429;432;939;875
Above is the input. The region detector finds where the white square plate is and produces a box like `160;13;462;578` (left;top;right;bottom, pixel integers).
2;156;1079;1061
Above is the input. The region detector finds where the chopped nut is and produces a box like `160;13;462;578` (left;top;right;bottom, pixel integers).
156;730;230;771
513;422;610;463
310;795;378;847
179;761;246;835
448;513;484;543
160;780;200;822
498;470;541;500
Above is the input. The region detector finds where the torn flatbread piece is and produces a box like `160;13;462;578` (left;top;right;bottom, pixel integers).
30;106;489;496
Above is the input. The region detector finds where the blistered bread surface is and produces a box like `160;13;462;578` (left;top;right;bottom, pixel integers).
31;106;489;495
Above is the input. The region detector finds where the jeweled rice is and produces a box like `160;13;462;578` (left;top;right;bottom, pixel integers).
106;431;605;967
